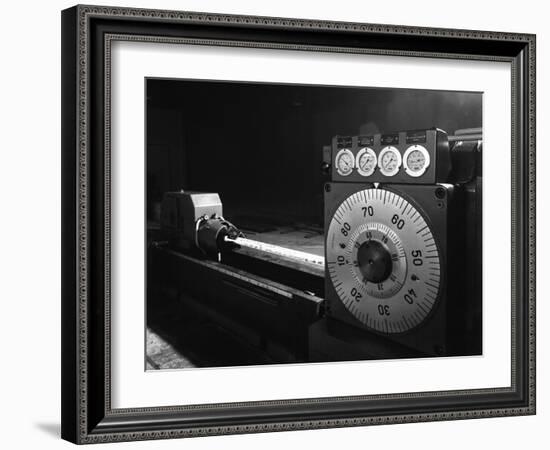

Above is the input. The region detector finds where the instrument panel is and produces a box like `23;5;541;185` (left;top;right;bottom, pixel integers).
323;128;465;357
330;128;450;184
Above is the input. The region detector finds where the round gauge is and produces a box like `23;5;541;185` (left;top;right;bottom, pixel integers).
378;146;402;177
335;148;355;177
403;145;430;177
355;147;377;177
326;188;441;334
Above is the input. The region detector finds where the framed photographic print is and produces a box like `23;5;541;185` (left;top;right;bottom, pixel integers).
61;4;536;444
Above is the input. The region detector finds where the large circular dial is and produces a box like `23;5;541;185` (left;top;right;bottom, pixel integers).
326;188;441;334
335;148;355;176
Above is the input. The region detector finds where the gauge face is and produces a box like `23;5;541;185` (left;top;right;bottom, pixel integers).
335;148;355;176
403;145;430;177
378;146;402;176
326;188;441;334
355;147;377;177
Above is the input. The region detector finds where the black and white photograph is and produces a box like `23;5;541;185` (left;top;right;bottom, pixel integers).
0;0;544;447
55;2;537;445
145;79;483;369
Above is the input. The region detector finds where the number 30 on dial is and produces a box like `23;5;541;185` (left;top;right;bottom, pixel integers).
326;188;441;334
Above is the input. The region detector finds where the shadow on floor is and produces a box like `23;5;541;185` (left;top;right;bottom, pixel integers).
35;422;60;438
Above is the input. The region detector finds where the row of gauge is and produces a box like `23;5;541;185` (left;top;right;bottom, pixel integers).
335;144;431;178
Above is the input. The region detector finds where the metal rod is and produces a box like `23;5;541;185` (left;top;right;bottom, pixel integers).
224;236;325;269
448;134;482;142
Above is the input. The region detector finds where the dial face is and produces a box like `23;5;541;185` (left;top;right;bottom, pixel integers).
326;188;441;334
335;148;355;176
403;145;430;177
355;147;377;177
378;146;402;176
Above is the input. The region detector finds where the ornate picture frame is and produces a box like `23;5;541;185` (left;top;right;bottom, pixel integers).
61;4;536;444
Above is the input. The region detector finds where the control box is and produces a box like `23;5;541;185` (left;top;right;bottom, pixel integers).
330;128;451;184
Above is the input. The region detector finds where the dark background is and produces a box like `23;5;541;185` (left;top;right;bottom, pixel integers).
146;79;482;226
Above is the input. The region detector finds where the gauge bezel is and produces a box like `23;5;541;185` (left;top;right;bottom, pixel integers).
355;147;377;177
377;146;402;177
403;144;431;177
335;148;355;177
